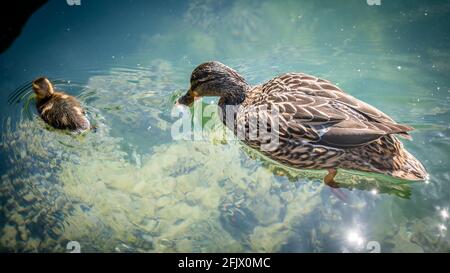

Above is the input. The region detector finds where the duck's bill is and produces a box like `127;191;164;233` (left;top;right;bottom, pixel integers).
176;91;195;107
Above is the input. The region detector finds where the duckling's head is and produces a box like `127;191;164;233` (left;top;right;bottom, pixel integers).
32;77;54;100
177;61;249;106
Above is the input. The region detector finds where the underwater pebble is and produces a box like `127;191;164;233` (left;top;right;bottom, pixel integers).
26;238;40;251
158;238;175;248
176;239;193;252
18;226;29;241
1;225;18;249
10;213;25;226
22;193;36;202
144;219;159;232
142;234;154;243
156;196;172;208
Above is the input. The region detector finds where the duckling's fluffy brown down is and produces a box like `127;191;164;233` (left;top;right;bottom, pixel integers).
36;92;90;132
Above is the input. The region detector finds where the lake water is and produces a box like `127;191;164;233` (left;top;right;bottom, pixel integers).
0;0;449;252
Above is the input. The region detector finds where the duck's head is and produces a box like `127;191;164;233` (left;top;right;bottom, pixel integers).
32;77;54;100
177;61;249;106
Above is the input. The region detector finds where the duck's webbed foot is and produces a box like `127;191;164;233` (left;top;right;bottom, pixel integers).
324;168;339;188
324;168;348;202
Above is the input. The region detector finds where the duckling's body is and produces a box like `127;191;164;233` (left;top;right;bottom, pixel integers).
178;62;428;186
33;77;90;133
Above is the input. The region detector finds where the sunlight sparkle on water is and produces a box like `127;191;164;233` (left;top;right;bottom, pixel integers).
347;230;364;247
440;208;449;220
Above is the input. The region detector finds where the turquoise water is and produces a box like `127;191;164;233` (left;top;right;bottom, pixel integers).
0;0;449;252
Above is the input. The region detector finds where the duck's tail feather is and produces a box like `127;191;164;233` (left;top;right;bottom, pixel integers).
397;132;413;140
391;149;428;181
342;135;428;181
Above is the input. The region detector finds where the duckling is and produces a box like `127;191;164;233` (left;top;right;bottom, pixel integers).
32;77;91;133
177;61;428;188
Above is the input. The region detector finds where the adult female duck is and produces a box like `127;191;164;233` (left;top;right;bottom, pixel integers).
177;61;428;187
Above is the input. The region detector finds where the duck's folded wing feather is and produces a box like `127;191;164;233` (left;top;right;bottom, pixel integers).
259;91;414;149
275;73;401;125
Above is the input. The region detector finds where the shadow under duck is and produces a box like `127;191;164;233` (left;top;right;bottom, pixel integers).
32;77;91;133
177;61;428;187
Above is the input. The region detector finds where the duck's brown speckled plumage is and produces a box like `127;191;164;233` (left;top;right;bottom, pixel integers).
177;61;428;185
235;72;426;181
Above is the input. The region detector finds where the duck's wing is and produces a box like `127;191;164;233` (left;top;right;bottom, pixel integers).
274;73;402;125
243;76;414;149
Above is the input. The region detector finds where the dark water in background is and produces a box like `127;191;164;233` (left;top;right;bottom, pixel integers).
0;0;449;252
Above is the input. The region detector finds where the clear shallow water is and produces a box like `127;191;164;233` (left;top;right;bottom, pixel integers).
0;0;449;252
